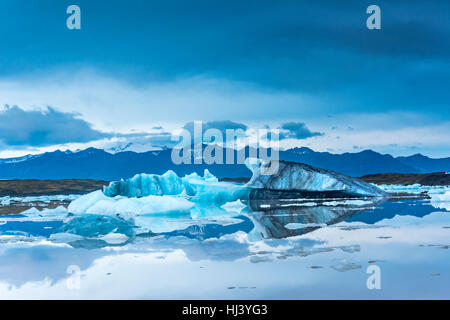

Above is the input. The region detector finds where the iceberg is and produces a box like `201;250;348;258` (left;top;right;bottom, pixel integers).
103;169;219;198
102;169;248;206
68;170;248;217
245;158;387;198
103;170;185;197
68;190;194;217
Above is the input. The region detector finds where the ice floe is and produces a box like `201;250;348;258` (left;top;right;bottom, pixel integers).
375;183;449;195
0;194;80;206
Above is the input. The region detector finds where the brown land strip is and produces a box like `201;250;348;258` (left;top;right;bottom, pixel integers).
0;179;110;197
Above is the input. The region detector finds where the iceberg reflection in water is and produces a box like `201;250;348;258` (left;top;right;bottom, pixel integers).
0;191;449;299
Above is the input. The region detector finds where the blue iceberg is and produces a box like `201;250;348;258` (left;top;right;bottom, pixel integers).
103;169;249;205
69;170;249;217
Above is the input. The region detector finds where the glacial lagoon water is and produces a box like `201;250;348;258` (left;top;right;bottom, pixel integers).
0;194;449;299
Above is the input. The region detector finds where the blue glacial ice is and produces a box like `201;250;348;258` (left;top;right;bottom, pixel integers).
103;170;186;197
69;169;249;217
102;169;248;204
68;190;195;217
103;169;220;197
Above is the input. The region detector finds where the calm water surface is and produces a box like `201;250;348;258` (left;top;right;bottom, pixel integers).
0;195;448;299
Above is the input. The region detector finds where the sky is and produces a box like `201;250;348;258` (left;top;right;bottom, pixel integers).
0;0;448;158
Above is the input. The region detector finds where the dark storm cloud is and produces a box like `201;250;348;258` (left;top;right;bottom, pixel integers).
0;0;448;118
1;1;448;80
279;122;323;140
0;105;182;149
0;106;111;147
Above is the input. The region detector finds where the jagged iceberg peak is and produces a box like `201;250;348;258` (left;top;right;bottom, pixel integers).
103;169;218;198
245;158;387;197
102;169;249;206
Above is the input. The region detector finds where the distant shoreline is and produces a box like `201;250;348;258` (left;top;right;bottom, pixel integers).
358;172;450;186
0;179;109;197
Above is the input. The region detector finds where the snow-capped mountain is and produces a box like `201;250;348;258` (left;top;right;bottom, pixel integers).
104;141;166;154
0;146;449;180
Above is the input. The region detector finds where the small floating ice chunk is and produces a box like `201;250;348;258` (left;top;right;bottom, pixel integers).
0;194;80;205
22;207;41;216
21;206;68;219
1;196;11;206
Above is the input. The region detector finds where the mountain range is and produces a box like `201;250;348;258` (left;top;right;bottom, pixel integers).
0;146;449;181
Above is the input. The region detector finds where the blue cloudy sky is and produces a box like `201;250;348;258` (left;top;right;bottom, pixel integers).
0;0;448;157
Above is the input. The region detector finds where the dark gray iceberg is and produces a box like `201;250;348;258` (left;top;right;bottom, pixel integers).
245;159;387;199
